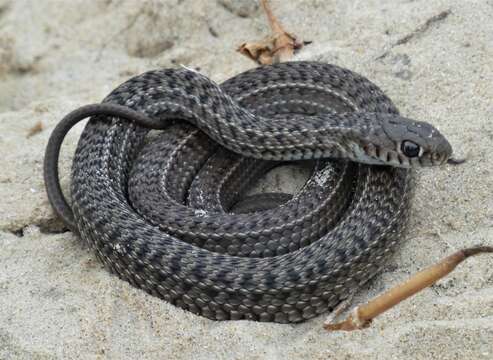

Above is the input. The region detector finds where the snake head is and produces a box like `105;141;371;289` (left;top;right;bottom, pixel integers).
356;113;453;167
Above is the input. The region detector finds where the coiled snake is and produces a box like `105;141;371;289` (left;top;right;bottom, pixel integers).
44;61;456;323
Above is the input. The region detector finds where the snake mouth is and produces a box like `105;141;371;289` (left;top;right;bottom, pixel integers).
419;152;450;167
362;143;411;168
362;144;452;168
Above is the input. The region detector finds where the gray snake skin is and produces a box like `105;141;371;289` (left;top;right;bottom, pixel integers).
44;61;455;323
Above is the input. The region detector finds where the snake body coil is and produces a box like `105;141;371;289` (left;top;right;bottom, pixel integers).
44;62;454;323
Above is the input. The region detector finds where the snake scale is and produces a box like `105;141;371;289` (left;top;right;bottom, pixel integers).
44;61;455;323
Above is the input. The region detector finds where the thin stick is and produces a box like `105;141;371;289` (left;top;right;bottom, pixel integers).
324;246;493;331
261;0;283;34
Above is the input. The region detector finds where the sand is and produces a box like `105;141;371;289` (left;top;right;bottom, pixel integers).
1;0;492;358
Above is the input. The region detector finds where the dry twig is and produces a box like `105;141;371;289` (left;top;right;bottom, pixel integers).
237;0;307;64
324;246;493;331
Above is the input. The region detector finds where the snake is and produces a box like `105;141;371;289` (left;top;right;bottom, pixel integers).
43;61;457;323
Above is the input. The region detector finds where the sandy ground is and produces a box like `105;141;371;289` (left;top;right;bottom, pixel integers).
1;0;492;359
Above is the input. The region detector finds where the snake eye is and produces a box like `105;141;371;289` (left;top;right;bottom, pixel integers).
400;140;422;158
